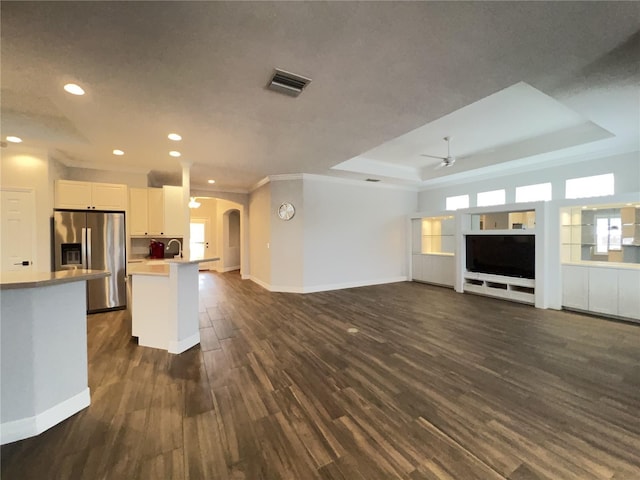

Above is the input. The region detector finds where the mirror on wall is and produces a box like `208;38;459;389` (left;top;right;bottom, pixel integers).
561;205;640;264
471;210;535;231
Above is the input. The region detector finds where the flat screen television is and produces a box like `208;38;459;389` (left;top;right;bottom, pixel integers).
465;234;535;279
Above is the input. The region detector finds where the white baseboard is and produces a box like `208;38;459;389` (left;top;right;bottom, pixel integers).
247;275;409;294
220;265;240;272
1;388;90;445
301;276;409;293
247;275;271;291
168;332;200;354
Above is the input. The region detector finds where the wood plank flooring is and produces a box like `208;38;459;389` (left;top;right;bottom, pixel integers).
2;271;639;479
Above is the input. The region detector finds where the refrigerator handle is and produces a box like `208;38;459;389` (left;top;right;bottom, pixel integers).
86;227;92;269
81;228;88;269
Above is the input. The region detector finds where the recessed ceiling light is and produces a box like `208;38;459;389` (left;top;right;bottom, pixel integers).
113;149;124;156
63;83;85;95
168;133;182;141
6;136;23;143
208;179;215;184
169;151;181;157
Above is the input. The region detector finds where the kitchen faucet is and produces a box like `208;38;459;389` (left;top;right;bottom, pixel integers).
167;239;183;258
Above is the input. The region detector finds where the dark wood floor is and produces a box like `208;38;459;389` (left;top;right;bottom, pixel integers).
2;272;639;480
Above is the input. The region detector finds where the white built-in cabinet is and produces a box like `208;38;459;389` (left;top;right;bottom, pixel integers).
55;180;127;211
412;254;455;287
410;215;455;287
129;186;184;237
562;264;640;321
560;200;640;322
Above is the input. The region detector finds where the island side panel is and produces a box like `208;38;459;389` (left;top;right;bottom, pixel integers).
131;274;171;351
168;262;200;354
1;281;90;444
1;288;37;425
32;282;90;417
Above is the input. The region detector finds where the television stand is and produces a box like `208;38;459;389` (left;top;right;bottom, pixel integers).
463;271;535;305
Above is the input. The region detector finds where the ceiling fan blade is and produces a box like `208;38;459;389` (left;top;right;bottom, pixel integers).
420;153;446;160
434;161;446;170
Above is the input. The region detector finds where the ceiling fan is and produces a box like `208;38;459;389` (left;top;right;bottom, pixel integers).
421;136;456;169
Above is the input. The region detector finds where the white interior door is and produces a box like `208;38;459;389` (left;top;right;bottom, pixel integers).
1;189;35;272
190;218;212;270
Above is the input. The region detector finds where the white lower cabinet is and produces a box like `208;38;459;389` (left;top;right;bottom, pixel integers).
562;264;639;321
411;254;423;282
618;269;640;319
412;254;454;287
588;268;618;316
562;265;589;310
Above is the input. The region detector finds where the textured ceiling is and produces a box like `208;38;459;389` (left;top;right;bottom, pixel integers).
1;2;639;192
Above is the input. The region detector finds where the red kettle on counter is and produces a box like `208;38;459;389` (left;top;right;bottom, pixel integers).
149;240;165;259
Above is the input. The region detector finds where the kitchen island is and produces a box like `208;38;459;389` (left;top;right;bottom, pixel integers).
0;269;110;445
128;256;219;354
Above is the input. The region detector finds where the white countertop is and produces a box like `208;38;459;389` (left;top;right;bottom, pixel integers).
164;255;220;265
562;261;640;271
128;256;220;276
0;269;110;290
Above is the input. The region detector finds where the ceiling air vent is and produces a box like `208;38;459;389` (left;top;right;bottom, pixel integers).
365;178;381;182
267;68;311;97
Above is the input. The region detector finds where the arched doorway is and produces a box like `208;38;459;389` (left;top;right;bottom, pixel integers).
221;209;241;272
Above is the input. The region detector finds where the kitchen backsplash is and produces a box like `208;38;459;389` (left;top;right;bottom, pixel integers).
130;237;183;259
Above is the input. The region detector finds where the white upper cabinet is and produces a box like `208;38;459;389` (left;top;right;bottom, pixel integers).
148;188;164;235
55;180;127;211
129;188;152;236
129;187;166;236
129;186;184;237
163;186;184;237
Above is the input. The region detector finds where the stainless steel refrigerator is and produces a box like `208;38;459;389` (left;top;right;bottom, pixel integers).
53;210;127;313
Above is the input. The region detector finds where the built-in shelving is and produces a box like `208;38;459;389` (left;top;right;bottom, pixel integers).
410;214;456;287
560;203;640;265
456;202;546;308
420;215;455;255
463;271;535;304
560;200;640;322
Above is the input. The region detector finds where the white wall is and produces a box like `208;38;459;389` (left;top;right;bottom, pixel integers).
303;176;417;291
0;146;55;271
270;179;304;290
224;210;241;270
191;189;249;209
248;183;271;286
65;166;149;188
418;152;640;210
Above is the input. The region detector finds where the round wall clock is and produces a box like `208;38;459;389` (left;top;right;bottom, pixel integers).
277;202;295;221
